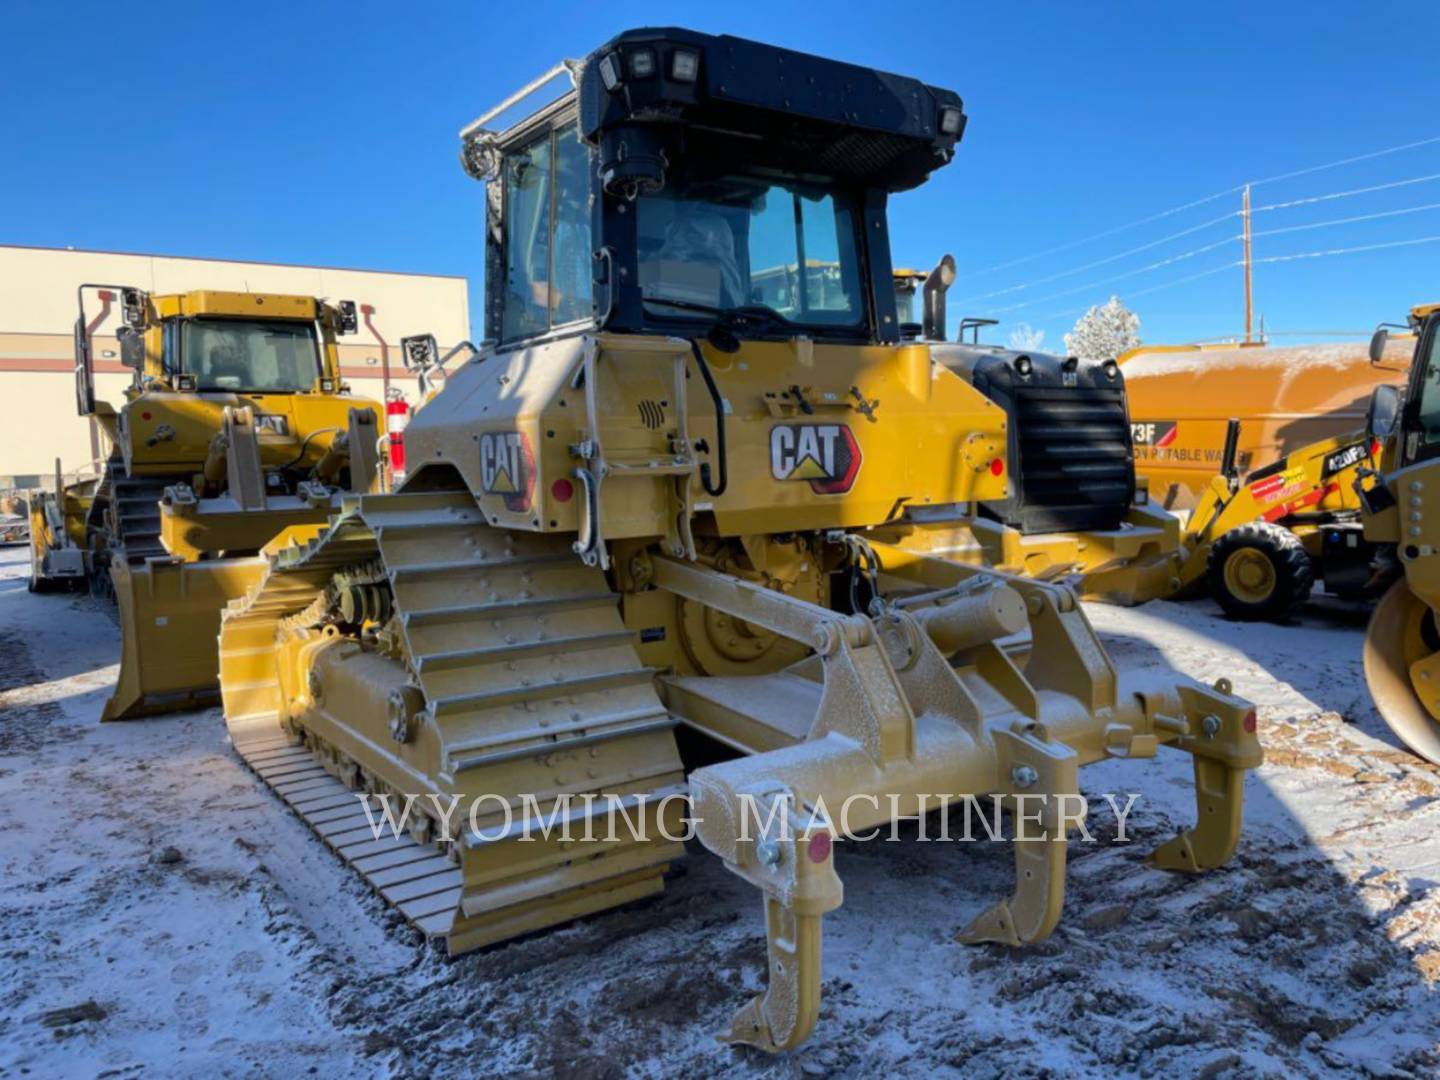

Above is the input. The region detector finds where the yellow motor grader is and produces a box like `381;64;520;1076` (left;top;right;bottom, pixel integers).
71;284;383;719
1358;303;1440;765
218;29;1259;1053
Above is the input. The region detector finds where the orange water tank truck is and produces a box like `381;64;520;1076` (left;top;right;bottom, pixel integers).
1119;332;1415;512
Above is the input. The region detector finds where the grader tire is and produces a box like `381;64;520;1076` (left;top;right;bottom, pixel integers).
1207;522;1313;622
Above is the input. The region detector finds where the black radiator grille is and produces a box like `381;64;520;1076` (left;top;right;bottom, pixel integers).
1009;387;1134;533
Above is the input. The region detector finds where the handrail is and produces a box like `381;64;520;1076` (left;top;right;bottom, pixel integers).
458;60;580;141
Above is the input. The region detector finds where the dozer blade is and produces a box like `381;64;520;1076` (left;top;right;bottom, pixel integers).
218;491;687;954
103;556;268;721
1364;579;1440;765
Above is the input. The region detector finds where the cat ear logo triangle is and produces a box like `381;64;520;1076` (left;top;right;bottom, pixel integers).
490;465;517;494
788;455;829;480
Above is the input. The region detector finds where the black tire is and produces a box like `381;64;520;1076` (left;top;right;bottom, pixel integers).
1206;521;1314;621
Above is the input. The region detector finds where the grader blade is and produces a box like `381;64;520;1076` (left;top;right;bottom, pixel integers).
103;556;267;721
218;491;688;951
1363;580;1440;765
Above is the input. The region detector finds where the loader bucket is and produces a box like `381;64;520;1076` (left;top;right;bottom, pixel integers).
1363;579;1440;765
102;556;268;722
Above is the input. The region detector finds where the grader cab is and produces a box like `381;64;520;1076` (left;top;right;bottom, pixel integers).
67;284;383;719
218;29;1260;1052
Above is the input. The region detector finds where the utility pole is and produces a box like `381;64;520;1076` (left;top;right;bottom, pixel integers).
1242;184;1254;344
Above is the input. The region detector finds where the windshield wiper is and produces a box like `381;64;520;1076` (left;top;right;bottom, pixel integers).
641;296;797;331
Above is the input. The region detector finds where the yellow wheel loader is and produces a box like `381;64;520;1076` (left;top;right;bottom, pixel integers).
218;29;1259;1052
1359;303;1440;764
1110;308;1429;620
1156;420;1386;620
1120;333;1414;511
70;285;383;719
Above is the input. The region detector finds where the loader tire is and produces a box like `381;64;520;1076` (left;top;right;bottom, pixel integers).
1207;522;1313;622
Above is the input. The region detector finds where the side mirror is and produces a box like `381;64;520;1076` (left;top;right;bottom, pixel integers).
117;327;144;371
401;333;439;371
337;300;359;335
73;316;95;416
1366;384;1401;442
1369;327;1389;365
120;288;146;329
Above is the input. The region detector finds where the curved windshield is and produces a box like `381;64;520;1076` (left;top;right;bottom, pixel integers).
636;176;864;328
180;318;321;392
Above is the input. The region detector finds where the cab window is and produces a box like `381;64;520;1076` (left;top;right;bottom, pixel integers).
1413;325;1440;449
500;122;593;342
181;319;320;392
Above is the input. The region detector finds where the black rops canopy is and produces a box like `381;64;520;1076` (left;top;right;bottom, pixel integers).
577;27;967;195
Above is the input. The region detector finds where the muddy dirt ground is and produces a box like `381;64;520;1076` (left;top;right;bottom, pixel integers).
0;544;1437;1078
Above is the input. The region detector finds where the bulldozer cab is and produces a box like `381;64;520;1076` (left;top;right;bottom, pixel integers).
461;29;965;352
74;284;357;409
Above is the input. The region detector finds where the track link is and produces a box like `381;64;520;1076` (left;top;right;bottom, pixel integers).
219;491;687;953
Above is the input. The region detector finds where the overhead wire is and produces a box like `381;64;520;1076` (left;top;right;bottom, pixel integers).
960;136;1440;288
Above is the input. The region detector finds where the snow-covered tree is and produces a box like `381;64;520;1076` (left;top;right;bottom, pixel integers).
1007;323;1046;352
1064;297;1140;362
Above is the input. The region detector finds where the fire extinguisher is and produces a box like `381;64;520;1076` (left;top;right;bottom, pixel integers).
386;391;411;488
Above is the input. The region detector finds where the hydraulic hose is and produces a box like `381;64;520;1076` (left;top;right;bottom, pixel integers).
688;339;728;498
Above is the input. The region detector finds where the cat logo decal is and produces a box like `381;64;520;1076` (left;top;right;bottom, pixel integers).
770;424;861;494
479;431;536;512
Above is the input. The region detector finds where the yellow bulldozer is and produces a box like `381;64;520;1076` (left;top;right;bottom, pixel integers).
890;257;1185;603
26;458;101;591
68;284;383;719
217;29;1260;1052
1358;303;1440;765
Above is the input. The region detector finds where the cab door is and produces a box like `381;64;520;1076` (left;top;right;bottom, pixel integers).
1399;314;1440;467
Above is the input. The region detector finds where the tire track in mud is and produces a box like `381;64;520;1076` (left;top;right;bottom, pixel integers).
0;630;80;759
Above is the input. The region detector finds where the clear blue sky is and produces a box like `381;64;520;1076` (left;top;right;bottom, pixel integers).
3;0;1437;349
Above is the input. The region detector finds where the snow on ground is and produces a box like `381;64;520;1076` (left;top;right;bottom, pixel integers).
0;544;1437;1078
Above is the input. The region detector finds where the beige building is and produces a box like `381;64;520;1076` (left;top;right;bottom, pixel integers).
0;243;471;487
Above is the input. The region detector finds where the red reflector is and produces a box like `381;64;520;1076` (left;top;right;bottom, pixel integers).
1370;439;1382;457
141;411;152;420
807;832;832;864
551;478;574;503
990;458;1004;477
1243;710;1257;733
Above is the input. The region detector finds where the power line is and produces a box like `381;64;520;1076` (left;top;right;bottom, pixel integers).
1251;172;1440;213
985;235;1238;315
1250;201;1440;239
961;135;1440;280
1253;233;1440;264
951;210;1237;305
1021;233;1440;327
1245;135;1440;189
959;172;1440;311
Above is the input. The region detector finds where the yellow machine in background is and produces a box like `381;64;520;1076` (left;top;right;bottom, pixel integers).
1108;308;1430;620
1121;333;1413;510
1359;303;1440;765
70;285;383;719
1160;422;1383;619
26;459;100;591
217;30;1259;1054
889;260;1185;604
